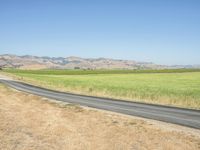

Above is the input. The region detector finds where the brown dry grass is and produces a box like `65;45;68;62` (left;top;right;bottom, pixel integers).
19;64;48;70
0;84;200;150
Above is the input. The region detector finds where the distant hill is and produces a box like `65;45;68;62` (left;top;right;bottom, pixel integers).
0;54;199;70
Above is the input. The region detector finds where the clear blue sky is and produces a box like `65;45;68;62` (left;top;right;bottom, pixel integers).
0;0;200;65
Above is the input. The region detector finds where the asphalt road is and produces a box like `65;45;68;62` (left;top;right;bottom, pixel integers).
1;79;200;129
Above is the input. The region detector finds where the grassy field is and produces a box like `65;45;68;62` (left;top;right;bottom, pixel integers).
4;68;200;75
1;84;200;150
3;69;200;109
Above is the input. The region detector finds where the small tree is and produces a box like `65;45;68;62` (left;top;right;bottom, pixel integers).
74;67;80;70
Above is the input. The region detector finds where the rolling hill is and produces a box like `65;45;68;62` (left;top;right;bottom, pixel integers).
0;54;199;70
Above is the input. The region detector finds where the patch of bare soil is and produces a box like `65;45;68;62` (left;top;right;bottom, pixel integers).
0;84;200;150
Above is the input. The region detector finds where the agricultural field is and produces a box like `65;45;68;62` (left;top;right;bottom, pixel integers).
4;68;200;75
2;69;200;109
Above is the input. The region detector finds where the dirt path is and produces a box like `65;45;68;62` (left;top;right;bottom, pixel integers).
0;84;200;150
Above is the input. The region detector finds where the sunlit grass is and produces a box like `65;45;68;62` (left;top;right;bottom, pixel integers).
8;71;200;109
4;68;200;75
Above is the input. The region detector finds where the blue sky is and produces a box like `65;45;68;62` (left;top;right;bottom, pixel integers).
0;0;200;65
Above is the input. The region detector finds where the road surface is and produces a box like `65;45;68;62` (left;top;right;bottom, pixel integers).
0;79;200;129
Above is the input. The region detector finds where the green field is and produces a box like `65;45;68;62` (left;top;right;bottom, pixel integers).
3;69;200;109
4;68;200;75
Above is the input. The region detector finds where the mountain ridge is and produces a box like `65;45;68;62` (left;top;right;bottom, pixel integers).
0;54;199;70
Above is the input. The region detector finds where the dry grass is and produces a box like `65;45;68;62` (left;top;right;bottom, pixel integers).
19;64;48;70
0;84;200;150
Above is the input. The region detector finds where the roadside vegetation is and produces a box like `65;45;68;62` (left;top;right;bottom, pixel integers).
3;69;200;109
1;84;200;150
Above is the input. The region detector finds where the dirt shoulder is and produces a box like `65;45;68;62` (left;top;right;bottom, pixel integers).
0;84;200;150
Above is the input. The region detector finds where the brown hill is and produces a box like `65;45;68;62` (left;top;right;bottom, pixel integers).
0;54;179;70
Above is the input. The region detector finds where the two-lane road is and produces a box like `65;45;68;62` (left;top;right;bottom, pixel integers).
1;79;200;129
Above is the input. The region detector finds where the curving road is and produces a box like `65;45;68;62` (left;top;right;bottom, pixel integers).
0;79;200;129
